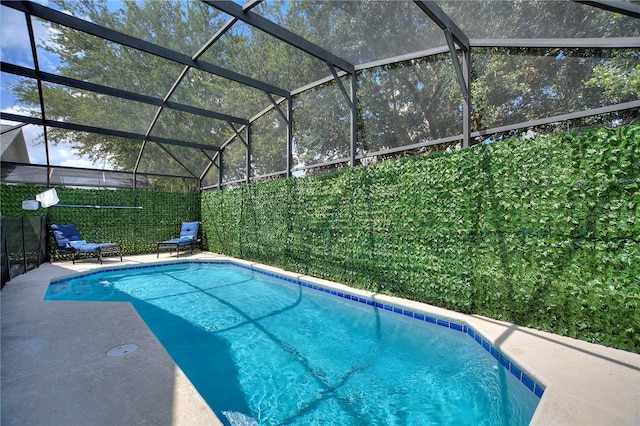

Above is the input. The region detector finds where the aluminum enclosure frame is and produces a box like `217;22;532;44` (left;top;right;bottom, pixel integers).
1;0;638;191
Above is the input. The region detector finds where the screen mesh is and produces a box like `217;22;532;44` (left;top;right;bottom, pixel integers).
358;54;462;154
251;107;288;177
292;77;351;170
222;138;247;184
472;48;640;130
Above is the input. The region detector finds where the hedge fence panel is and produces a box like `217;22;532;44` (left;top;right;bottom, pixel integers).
0;187;200;258
201;124;640;352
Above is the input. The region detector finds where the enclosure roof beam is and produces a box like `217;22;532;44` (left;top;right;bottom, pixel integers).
1;62;249;125
470;37;640;48
573;0;640;19
471;100;640;139
355;46;451;71
202;0;356;74
0;161;199;181
4;1;289;98
1;112;221;152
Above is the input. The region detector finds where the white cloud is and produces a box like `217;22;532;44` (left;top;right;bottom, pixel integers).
2;111;109;169
1;7;32;52
1;104;36;118
57;155;95;169
1;4;60;71
48;140;109;169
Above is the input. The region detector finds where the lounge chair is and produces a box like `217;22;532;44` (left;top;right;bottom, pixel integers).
157;221;201;258
51;224;122;264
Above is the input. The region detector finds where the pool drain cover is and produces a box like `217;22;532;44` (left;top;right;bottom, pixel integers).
106;344;138;357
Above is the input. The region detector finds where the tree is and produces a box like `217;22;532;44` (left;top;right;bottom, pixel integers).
9;0;638;190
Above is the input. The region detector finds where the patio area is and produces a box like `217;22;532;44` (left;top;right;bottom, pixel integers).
1;1;638;424
1;253;638;425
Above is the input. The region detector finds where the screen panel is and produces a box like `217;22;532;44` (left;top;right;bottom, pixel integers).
45;128;138;170
41;82;157;135
472;48;640;130
254;0;446;66
1;74;42;119
48;167;145;188
170;67;268;120
437;0;640;39
157;144;217;180
136;141;194;178
1;5;35;69
0;163;48;185
221;138;247;184
358;54;462;153
45;0;230;58
0;123;47;165
251;107;287;177
32;17;183;98
201;161;220;188
198;20;329;91
292;77;350;170
150;108;231;148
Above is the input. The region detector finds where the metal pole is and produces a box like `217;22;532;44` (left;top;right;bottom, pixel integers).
21;215;27;274
462;49;471;148
37;215;44;267
25;15;51;186
246;125;251;184
287;95;293;177
350;73;357;167
218;150;223;190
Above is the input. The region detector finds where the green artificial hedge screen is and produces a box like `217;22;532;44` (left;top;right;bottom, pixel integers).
202;124;640;352
1;124;637;352
0;186;200;257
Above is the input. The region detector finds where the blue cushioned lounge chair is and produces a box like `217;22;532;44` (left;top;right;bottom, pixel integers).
51;224;122;264
157;221;201;258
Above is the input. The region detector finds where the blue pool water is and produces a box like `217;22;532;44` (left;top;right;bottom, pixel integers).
46;262;541;425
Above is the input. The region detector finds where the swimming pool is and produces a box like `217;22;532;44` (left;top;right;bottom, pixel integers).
46;261;542;425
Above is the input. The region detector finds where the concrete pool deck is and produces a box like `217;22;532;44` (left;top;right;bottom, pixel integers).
1;252;638;425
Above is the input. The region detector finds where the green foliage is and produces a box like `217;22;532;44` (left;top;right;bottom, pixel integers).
202;124;640;353
0;186;200;258
10;1;638;189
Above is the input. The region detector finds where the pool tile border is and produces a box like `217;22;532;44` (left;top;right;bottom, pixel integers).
49;259;545;399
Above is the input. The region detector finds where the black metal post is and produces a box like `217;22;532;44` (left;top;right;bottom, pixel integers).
246;125;251;184
462;49;471;148
21;215;27;274
287;96;293;177
350;73;358;167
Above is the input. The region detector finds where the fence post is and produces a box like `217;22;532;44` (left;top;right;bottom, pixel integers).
21;214;27;274
1;217;9;288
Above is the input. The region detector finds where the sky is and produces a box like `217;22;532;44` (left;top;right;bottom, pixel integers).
1;1;120;169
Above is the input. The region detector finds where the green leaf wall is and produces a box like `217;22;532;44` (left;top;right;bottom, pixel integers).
0;186;200;258
202;124;640;352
